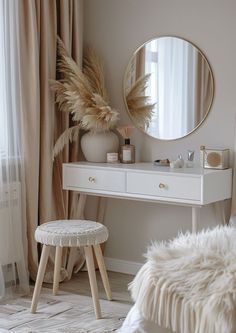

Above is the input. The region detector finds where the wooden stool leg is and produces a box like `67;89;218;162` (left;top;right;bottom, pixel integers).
53;246;63;295
84;245;101;319
93;244;112;301
31;245;50;313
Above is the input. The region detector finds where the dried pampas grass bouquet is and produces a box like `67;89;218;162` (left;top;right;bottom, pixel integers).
51;37;119;159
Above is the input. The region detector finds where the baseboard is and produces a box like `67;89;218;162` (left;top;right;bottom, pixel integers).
104;257;142;275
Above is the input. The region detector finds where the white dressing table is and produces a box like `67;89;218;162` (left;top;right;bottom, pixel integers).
63;162;232;233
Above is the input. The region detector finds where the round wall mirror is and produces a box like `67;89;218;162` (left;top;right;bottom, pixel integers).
123;36;214;140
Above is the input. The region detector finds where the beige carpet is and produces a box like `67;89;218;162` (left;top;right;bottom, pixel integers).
0;288;132;332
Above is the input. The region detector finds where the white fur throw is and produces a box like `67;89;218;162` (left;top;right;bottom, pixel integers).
129;226;236;333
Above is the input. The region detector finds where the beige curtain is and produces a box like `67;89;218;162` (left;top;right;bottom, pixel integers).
127;47;145;89
195;54;213;124
18;0;83;280
135;47;146;80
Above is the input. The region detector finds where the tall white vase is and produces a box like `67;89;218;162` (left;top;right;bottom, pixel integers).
81;131;119;162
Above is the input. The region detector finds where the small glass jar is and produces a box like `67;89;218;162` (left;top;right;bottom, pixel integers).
120;139;135;164
107;152;119;163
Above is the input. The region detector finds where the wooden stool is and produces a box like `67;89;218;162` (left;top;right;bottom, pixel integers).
30;219;112;319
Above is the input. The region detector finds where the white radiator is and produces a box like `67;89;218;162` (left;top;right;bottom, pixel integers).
0;182;22;265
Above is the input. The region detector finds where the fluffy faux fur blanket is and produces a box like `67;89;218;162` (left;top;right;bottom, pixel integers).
129;226;236;333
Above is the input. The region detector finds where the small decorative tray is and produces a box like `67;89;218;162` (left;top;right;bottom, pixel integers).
153;159;170;167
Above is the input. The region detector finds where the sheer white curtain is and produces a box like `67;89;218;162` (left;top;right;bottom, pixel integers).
0;0;29;299
145;38;198;139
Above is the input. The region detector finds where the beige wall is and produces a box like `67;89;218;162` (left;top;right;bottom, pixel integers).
84;0;236;263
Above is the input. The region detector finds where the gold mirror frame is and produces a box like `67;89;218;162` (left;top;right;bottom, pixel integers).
123;36;214;140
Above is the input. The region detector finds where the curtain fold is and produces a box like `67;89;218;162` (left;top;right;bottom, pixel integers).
18;0;84;281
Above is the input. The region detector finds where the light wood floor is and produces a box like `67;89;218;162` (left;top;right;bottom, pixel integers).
44;270;134;304
0;271;135;332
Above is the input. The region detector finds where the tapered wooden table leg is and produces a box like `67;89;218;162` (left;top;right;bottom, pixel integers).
53;246;62;295
93;244;112;301
31;245;50;313
84;245;101;319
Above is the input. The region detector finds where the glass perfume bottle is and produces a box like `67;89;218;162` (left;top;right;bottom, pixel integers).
120;138;135;164
186;150;195;168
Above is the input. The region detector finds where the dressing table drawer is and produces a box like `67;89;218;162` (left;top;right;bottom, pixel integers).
63;166;125;192
127;172;201;201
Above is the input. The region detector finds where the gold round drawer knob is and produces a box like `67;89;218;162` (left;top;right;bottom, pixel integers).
88;176;96;183
159;183;166;189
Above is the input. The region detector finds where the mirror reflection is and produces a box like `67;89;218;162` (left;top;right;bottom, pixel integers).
124;36;214;140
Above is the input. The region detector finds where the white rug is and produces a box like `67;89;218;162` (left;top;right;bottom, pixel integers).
0;288;132;332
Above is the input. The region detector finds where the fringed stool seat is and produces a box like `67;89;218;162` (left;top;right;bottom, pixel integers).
129;226;236;333
30;219;112;319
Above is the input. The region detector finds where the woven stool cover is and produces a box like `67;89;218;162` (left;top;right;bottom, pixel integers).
35;220;108;247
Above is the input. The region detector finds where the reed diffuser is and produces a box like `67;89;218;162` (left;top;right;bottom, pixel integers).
117;126;135;164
